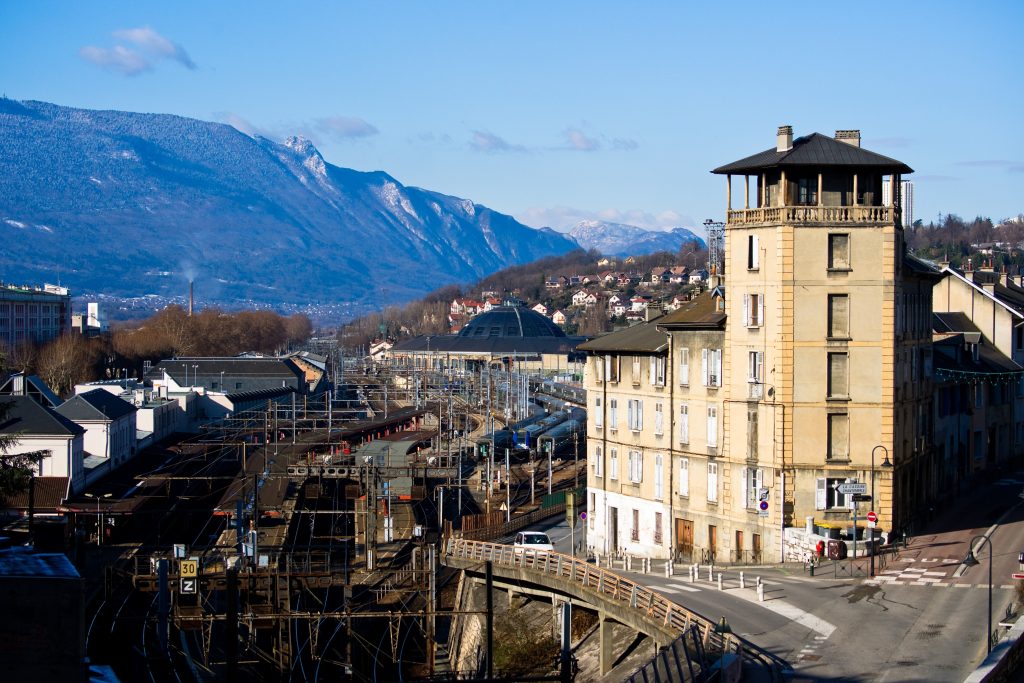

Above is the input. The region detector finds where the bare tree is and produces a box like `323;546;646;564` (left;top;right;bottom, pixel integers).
37;334;98;397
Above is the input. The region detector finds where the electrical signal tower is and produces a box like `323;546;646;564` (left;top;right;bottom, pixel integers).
704;219;725;276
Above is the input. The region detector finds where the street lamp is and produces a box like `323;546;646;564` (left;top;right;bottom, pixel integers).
963;535;994;655
870;445;892;577
83;492;113;546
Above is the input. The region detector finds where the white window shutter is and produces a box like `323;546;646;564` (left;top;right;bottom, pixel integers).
702;349;709;386
816;478;826;510
740;466;748;509
758;294;765;327
638;401;643;429
649;356;656;385
743;294;750;326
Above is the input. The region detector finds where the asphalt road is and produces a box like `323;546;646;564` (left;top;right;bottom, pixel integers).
520;485;1024;683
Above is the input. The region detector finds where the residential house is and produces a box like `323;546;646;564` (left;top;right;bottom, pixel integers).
552;310;568;325
571;290;592;307
0;395;85;497
532;303;549;317
55;389;137;467
630;296;651;313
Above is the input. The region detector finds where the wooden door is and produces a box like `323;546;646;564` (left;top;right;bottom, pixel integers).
752;533;762;562
609;506;619;554
675;518;693;561
708;525;717;563
735;530;744;563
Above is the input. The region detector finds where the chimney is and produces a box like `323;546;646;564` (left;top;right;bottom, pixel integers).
835;130;861;148
776;125;793;152
188;280;194;317
645;304;663;322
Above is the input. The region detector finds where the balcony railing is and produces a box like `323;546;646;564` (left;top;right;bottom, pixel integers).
727;205;893;226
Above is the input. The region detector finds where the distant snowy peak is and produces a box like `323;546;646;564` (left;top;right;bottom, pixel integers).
281;135;326;177
569;220;705;258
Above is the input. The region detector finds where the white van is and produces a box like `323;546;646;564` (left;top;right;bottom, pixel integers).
513;531;554;552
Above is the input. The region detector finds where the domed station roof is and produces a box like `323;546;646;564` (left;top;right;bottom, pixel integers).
457;306;567;339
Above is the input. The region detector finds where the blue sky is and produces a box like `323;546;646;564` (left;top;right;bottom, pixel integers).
2;1;1022;236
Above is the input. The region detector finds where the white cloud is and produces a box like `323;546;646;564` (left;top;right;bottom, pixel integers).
470;130;526;153
79;45;151;76
563;127;600;151
517;205;695;232
315;116;379;139
113;26;195;69
80;26;195;76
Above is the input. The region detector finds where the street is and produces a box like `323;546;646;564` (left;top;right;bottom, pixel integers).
520;472;1024;681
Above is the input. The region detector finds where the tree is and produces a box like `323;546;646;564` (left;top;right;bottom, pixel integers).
37;334;99;397
0;399;50;502
285;313;314;347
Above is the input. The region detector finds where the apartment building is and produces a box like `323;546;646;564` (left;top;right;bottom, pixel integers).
583;126;950;563
0;282;71;347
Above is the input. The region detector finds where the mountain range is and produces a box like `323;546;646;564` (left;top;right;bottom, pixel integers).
569;220;705;257
0;99;577;313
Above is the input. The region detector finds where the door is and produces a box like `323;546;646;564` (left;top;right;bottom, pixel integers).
609;506;619;554
675;518;693;561
752;533;762;563
707;525;717;563
735;530;744;563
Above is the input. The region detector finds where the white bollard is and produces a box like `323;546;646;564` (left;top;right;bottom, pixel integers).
757;575;762;588
668;560;674;577
643;557;649;574
665;561;671;577
689;565;695;582
757;583;765;602
717;573;723;590
740;572;745;589
595;553;601;567
707;565;713;582
626;556;632;571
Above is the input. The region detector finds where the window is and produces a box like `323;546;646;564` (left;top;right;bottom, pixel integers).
594;397;603;427
649;356;666;387
594;356;604;382
679;458;690;496
627;399;643;431
631;509;640;542
609;399;618;429
747;234;760;270
829;234;850;269
743;293;764;327
654;454;664;498
610;449;618;480
827;413;849;460
748;351;763;384
827;353;849;398
679;348;690;386
707;406;718;447
702;349;722;387
742;467;764;508
707;462;718;502
631;357;642;384
654;511;664;544
589;493;595;529
828;294;850;338
605;356;620;383
679;403;690;443
747;408;758;458
628;450;643;483
816;477;854;510
654;402;664;435
797;176;818;205
594;445;603;477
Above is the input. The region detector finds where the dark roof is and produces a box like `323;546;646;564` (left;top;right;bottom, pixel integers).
457;306;567;339
657;292;728;330
147;357;303;384
0;373;62;409
55;389;136;422
225;386;297;402
393;335;586;356
712;133;913;175
933;312;981;335
0;396;84;438
577;317;668;354
0;476;70;511
903;254;943;281
933;334;1022;374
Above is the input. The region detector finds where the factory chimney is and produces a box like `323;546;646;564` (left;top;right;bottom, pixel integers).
189;280;194;317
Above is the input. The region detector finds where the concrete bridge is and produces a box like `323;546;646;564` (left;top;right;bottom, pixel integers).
442;538;786;681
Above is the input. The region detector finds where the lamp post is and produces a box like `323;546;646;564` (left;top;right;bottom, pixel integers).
83;492;113;546
963;535;994;654
870;445;892;577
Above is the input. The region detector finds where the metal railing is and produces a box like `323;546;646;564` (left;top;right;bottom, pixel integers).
459;501;567;541
443;538;785;678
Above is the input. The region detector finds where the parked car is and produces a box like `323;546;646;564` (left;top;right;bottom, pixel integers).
513;531;554;552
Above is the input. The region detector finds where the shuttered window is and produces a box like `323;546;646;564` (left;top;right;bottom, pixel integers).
828;294;849;338
828;353;849;398
827;413;850;460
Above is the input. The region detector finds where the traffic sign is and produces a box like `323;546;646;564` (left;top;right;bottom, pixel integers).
852;494;872;502
758;500;769;511
1012;573;1024;580
837;482;867;495
180;577;197;595
866;511;878;523
579;511;587;521
180;559;198;578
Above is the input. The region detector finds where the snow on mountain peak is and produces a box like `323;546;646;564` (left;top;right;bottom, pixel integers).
283;136;327;178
